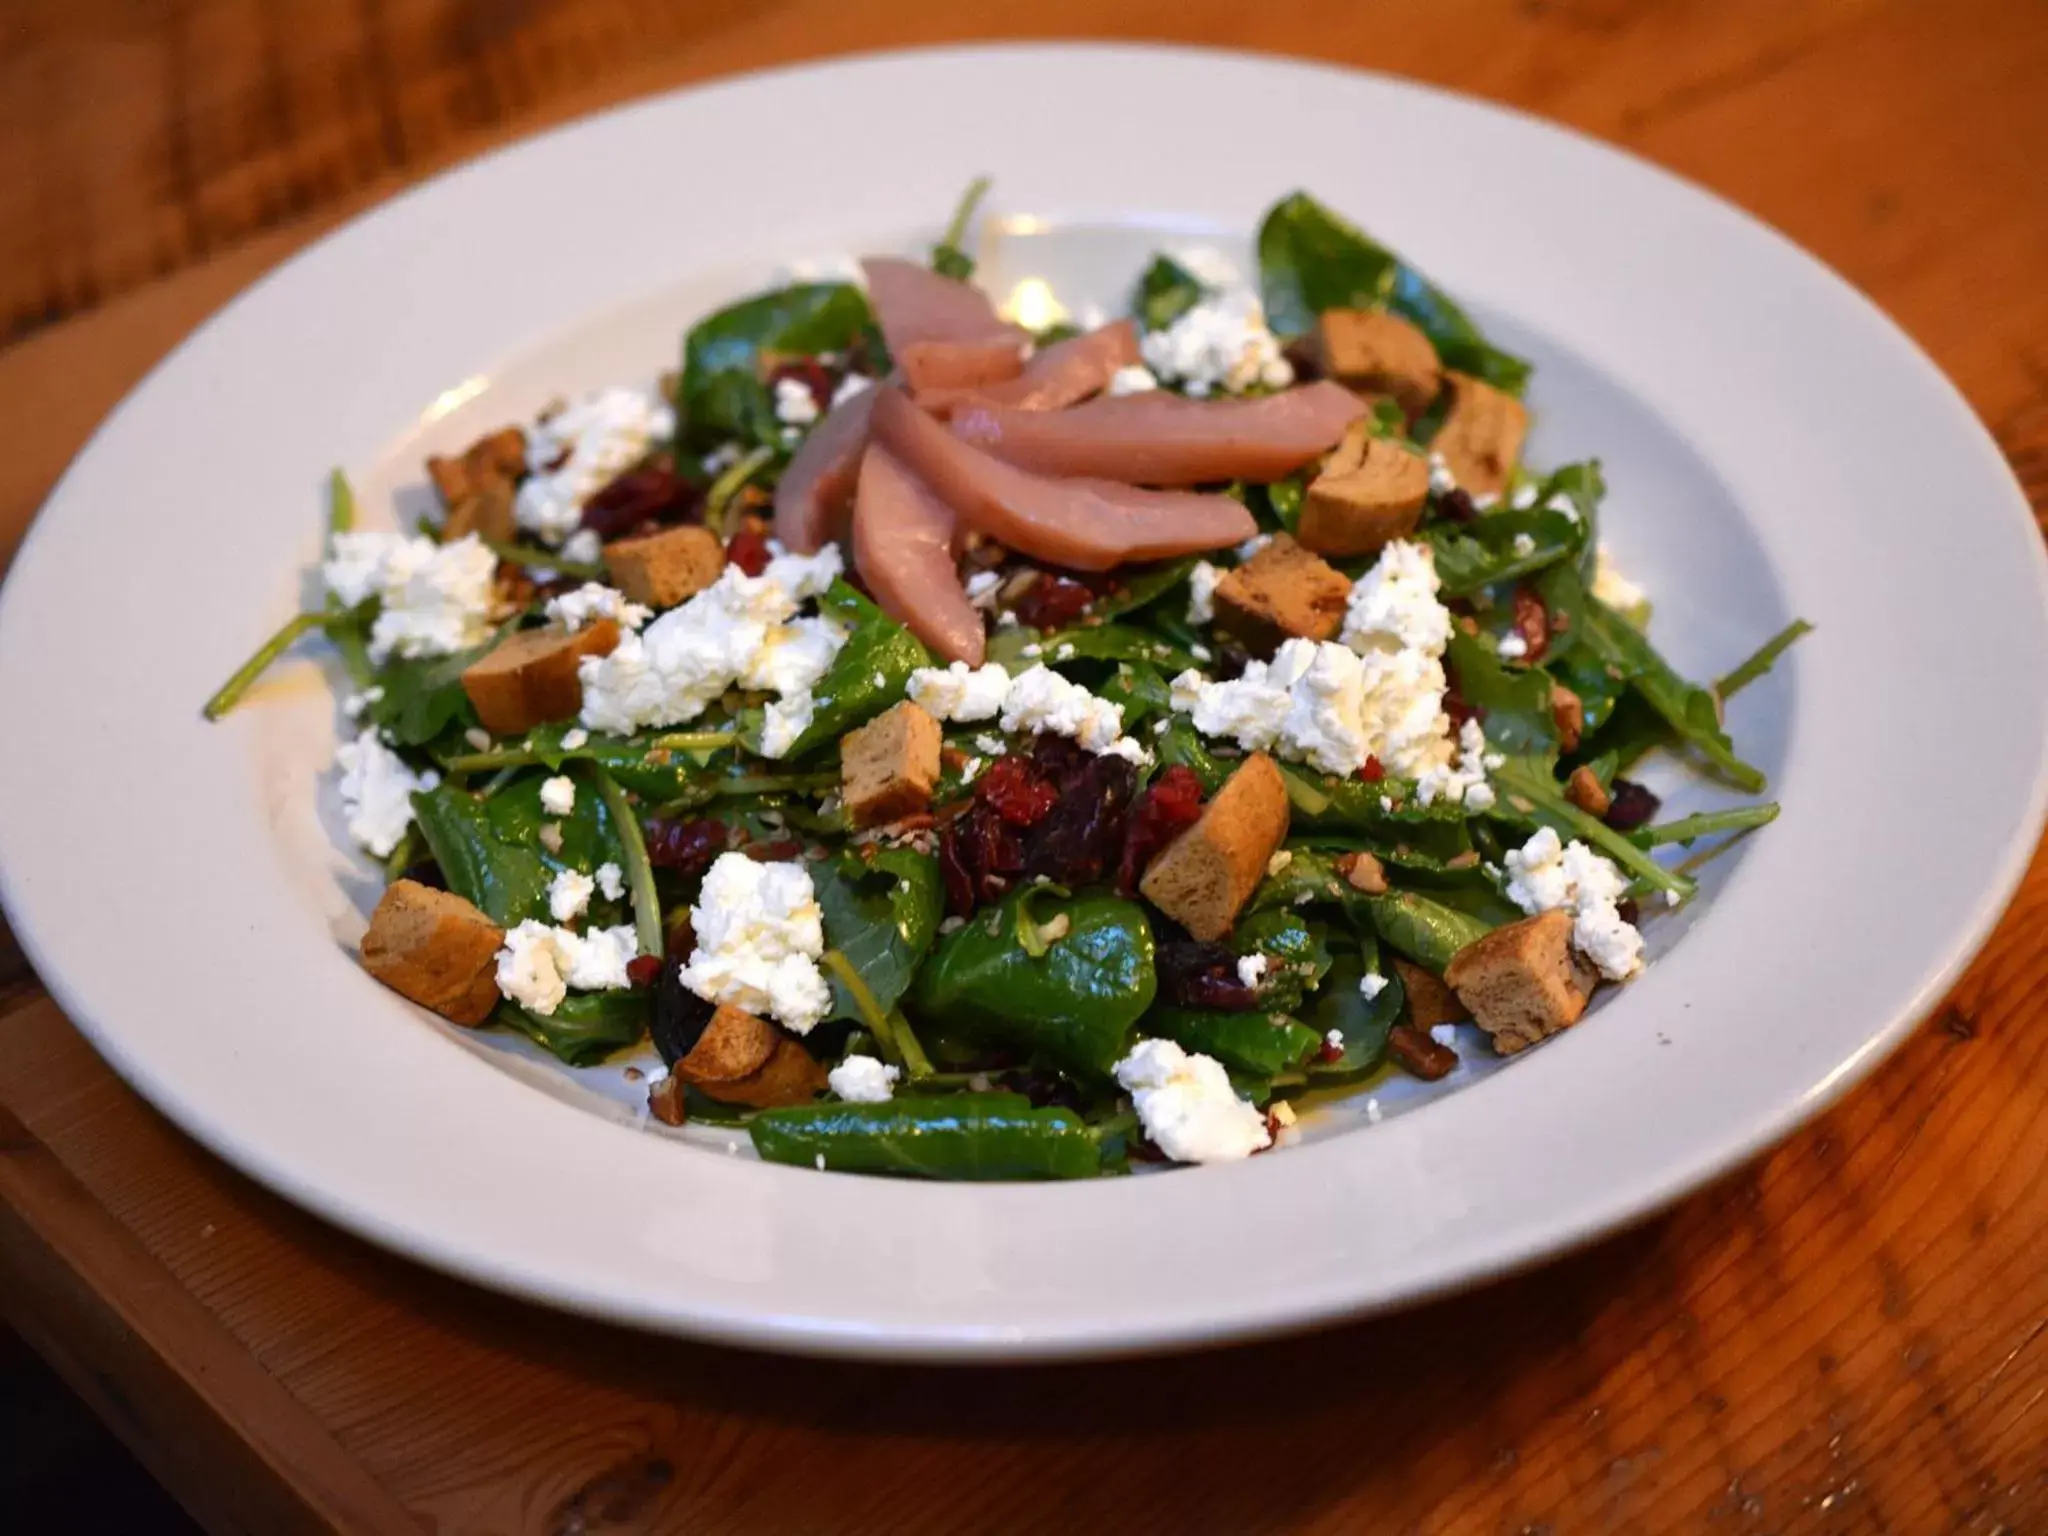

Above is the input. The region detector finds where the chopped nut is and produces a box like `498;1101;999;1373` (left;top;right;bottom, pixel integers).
1551;684;1585;753
1565;765;1612;817
1335;850;1388;894
1390;957;1469;1030
1388;1022;1457;1080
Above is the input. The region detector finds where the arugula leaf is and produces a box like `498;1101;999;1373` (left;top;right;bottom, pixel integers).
1578;598;1765;792
1489;755;1695;899
1132;253;1206;331
1422;503;1585;595
1092;557;1200;623
1256;191;1532;394
1445;630;1558;756
813;848;942;1027
1716;618;1813;700
679;284;875;450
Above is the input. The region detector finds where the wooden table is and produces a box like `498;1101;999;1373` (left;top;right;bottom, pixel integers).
2;4;2045;1531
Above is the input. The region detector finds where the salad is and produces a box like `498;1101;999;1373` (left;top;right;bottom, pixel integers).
206;182;1806;1179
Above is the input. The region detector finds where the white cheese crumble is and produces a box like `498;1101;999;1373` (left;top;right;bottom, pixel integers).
1592;543;1647;613
1341;539;1452;657
595;861;626;901
830;372;875;410
827;1054;900;1103
546;582;652;633
1511;533;1537;557
494;920;638;1015
1325;1028;1345;1052
1502;827;1645;981
1236;954;1269;987
334;728;438;857
1266;849;1293;876
1499;634;1529;660
1186;560;1223;625
323;531;497;662
907;660;1012;722
342;685;384;720
973;733;1006;755
547;867;595;923
559;529;602;567
1359;971;1389;1001
1510;484;1539;511
677;853;831;1033
577;546;845;741
1428;453;1456;494
539;776;577;816
963;569;1002;608
1001;665;1144;760
1113;1038;1271;1164
1236;533;1273;563
465;728;492;752
516;388;673;546
774;376;821;427
1108;363;1160;396
1139;287;1293;398
561;728;590;751
1430;1023;1460;1048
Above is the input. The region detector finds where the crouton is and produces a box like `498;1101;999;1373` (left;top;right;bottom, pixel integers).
427;426;526;544
360;880;505;1026
1335;850;1388;895
1140;752;1289;941
1391;957;1469;1030
1432;372;1528;499
1565;765;1611;817
1313;309;1441;417
460;617;620;736
1297;420;1431;557
1212;534;1352;655
841;702;942;829
1443;911;1596;1055
674;1003;826;1108
1550;684;1585;753
604;525;726;610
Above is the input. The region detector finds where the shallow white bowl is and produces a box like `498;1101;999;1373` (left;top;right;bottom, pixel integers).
1;45;2042;1360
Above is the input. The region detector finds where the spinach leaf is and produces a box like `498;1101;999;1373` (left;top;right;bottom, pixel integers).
907;888;1156;1076
996;623;1202;676
410;784;554;925
750;1095;1102;1180
1098;661;1173;732
1233;909;1331;1012
1445;629;1558;756
495;993;648;1068
1578;598;1765;792
1256;191;1532;394
483;768;626;877
751;582;931;761
1092;557;1200;623
1303;949;1402;1078
812;847;942;1026
371;637;498;747
1421;503;1585;596
1146;1007;1320;1078
1364;891;1493;972
1246;848;1353;916
1276;765;1475;862
679;284;874;450
1489;755;1694;899
1133;253;1205;331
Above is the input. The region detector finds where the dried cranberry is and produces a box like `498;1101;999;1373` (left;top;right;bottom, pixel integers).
582;465;700;540
938;804;1027;917
1117;764;1204;894
1616;897;1642;927
1388;1022;1457;1080
1022;753;1138;887
1511;587;1550;664
725;526;772;577
976;754;1059;828
938;815;980;917
1356;755;1385;784
1157;939;1260;1012
1012;573;1095;630
763;357;835;416
1434;488;1479;524
643;817;728;873
651;964;715;1067
1604;778;1661;832
626;954;665;989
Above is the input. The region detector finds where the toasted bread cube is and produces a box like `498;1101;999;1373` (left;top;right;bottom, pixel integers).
605;525;726;610
1432;372;1528;499
1390;957;1469;1031
443;479;517;544
1443;911;1596;1055
428;426;526;544
460;617;620;736
675;1003;826;1108
1565;765;1612;817
1212;534;1352;656
360;880;505;1025
1313;309;1441;416
841;702;942;828
1140;752;1289;941
1298;421;1431;557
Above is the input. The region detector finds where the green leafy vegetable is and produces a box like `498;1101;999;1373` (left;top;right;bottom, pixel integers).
678;283;874;449
750;1095;1102;1180
1147;1007;1320;1078
496;993;648;1068
812;848;943;1026
1445;629;1560;757
1489;755;1695;900
588;764;662;958
749;582;931;761
1233;909;1331;1012
1256;191;1531;394
1578;598;1765;792
1364;891;1493;972
1303;948;1402;1078
1716;618;1813;700
1631;804;1780;848
410;784;555;925
931;176;992;281
1133;253;1206;332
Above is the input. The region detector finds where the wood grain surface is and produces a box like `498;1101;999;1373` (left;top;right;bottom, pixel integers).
1;3;2045;1532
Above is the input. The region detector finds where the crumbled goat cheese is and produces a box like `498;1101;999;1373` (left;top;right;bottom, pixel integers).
1503;827;1645;980
1359;972;1389;1001
595;862;626;901
701;443;742;476
1545;492;1582;523
827;1055;900;1103
774;376;821;427
830;373;875;410
516;388;673;546
548;868;595;923
1139;287;1293;398
561;728;590;751
494;920;638;1015
1325;1028;1345;1052
335;728;438;857
577;547;845;739
1428;453;1456;494
1001;665;1136;757
324;531;497;662
1430;1023;1460;1048
1511;533;1537;557
539;775;576;816
1236;533;1273;563
465;728;493;752
546;582;652;633
974;733;1006;755
1510;483;1540;511
963;569;1002;608
1498;634;1529;660
341;686;385;719
1413;717;1496;810
1341;539;1452;657
1237;954;1269;987
559;529;602;567
1114;1038;1271;1163
1592;543;1647;612
961;757;985;782
1108;363;1160;396
1186;560;1223;624
677;853;831;1032
907;660;1012;722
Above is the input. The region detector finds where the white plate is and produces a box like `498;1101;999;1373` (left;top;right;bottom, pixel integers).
2;45;2043;1360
